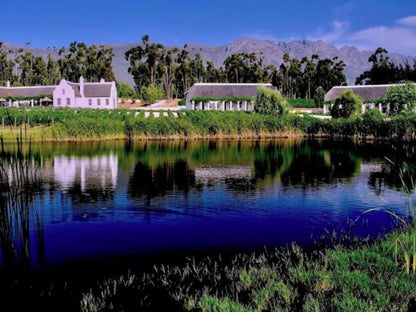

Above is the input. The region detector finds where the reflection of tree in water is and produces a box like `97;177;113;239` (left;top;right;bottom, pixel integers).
128;160;196;205
279;143;361;189
0;140;45;268
252;141;295;188
65;182;115;204
254;143;286;180
369;161;416;195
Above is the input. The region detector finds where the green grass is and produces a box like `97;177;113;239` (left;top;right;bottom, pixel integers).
74;226;416;311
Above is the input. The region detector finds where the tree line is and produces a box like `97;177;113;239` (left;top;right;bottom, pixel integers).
0;41;114;87
356;47;416;85
125;35;347;99
2;36;415;102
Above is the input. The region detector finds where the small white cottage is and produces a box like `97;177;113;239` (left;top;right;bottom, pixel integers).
53;77;117;109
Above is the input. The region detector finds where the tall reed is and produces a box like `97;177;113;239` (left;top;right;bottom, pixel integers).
0;135;44;268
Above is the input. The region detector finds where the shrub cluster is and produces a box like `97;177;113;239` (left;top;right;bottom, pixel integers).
287;98;315;108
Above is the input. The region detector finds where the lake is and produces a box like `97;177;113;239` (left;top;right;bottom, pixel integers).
0;139;415;270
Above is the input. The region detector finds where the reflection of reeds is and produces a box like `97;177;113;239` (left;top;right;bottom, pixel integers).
360;158;416;275
0;135;44;268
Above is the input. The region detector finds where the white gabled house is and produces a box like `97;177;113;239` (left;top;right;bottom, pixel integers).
53;77;117;109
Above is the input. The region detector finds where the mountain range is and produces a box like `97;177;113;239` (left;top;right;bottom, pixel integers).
4;39;416;86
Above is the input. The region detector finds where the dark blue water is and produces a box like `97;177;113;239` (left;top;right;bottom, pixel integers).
1;139;415;269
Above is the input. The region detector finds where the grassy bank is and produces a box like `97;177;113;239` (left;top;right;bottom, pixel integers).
77;227;416;311
1;108;416;141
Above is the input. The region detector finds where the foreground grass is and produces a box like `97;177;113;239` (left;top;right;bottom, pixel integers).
73;227;416;312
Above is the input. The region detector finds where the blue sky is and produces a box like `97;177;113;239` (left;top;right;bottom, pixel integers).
2;0;416;56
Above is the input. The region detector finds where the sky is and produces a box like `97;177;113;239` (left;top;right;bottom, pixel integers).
1;0;416;56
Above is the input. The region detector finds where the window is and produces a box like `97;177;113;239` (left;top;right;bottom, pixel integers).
88;99;92;106
62;89;65;95
97;99;101;105
57;98;61;105
66;98;70;105
105;99;109;106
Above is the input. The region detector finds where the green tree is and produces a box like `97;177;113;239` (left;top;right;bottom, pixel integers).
160;47;178;99
117;82;137;98
330;89;362;118
254;86;287;116
314;56;347;92
313;86;325;108
0;42;15;84
46;54;61;85
58;42;114;83
386;81;416;115
355;47;397;85
141;84;165;104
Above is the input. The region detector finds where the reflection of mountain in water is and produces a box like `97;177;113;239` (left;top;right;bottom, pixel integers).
53;154;118;202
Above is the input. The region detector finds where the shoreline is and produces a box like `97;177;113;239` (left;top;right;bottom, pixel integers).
0;125;410;143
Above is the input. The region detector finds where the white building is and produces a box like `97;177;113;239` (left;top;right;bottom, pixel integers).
0;80;55;107
185;83;273;111
53;76;117;109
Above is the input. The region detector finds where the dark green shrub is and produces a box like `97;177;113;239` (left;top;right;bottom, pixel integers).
141;84;165;104
386;82;416;115
287;98;315;108
255;86;287;116
314;86;326;108
331;90;362;119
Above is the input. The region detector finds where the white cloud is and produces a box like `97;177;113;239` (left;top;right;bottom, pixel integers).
349;26;416;55
311;16;416;56
310;20;349;43
398;15;416;28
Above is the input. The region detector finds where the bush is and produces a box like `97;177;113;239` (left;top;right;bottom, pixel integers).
255;86;287;117
116;82;137;98
287;99;315;108
331;90;362;119
141;85;165;104
314;86;326;108
386;81;416;115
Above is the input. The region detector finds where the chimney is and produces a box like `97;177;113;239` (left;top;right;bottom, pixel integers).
100;78;105;83
79;76;84;97
6;80;10;88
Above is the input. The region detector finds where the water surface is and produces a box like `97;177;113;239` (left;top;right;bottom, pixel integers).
1;139;415;269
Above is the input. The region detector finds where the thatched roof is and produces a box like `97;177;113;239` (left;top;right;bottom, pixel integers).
68;82;81;96
67;81;113;97
325;84;405;101
0;86;56;98
84;84;113;97
187;83;273;99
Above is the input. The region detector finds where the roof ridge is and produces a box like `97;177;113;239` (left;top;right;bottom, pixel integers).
333;84;405;88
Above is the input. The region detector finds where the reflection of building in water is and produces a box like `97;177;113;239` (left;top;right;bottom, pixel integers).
53;154;118;192
194;165;252;184
360;163;382;174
